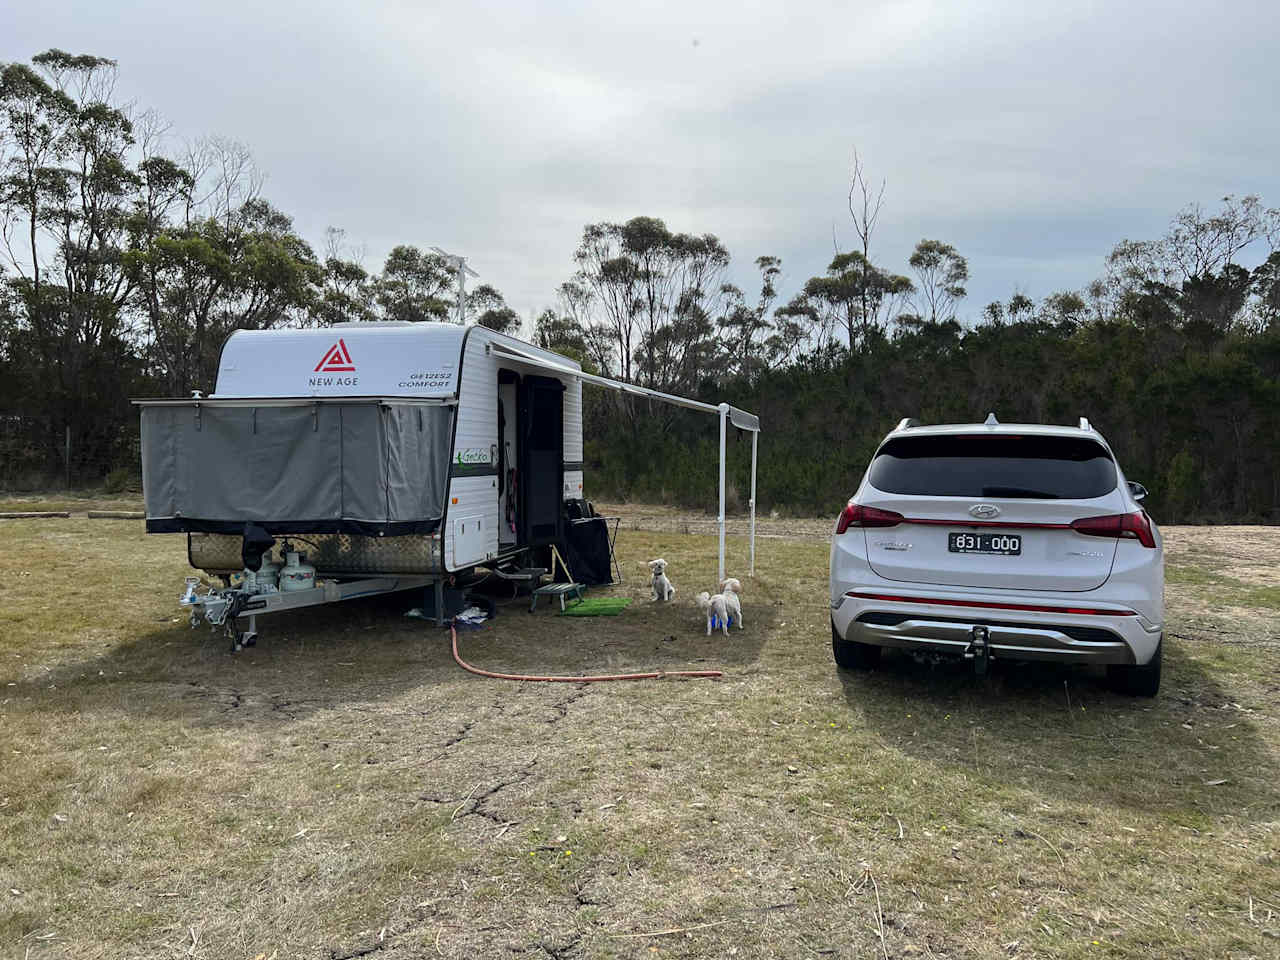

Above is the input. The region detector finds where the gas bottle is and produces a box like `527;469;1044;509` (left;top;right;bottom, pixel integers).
280;551;316;592
256;559;280;593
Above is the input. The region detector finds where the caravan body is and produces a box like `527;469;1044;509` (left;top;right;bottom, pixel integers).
138;322;585;578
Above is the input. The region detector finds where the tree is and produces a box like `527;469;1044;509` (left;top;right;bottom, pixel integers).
846;147;885;333
126;195;322;393
1251;251;1280;331
908;239;968;322
572;216;729;390
0;50;146;477
1007;293;1035;323
717;255;781;380
466;283;519;334
316;226;375;326
374;245;453;322
0;59;75;316
1040;290;1088;328
1107;195;1277;291
802;251;913;350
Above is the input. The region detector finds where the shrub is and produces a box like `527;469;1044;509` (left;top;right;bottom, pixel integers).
104;467;138;494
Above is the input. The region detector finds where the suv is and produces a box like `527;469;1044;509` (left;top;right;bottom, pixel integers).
829;415;1163;695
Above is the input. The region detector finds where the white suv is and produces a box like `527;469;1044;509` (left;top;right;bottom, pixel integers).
829;415;1164;696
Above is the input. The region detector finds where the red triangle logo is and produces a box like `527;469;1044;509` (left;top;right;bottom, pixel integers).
314;338;355;372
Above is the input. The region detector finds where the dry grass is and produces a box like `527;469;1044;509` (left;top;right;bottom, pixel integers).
0;493;145;516
0;510;1277;959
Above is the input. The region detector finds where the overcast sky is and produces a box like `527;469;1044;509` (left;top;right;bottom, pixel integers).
6;0;1278;326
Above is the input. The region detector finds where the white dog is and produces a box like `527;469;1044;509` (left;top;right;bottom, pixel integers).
695;591;730;636
719;578;744;629
647;558;677;602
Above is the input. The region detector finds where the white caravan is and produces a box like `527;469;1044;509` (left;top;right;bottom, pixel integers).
136;321;760;647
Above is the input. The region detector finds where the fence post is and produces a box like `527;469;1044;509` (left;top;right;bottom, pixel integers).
65;425;71;490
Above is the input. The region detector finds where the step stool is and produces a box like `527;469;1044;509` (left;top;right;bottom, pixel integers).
530;581;585;613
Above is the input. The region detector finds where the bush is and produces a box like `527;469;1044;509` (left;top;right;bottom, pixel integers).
103;467;138;494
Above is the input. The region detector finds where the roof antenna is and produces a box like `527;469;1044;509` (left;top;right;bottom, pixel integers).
984;412;999;426
431;247;479;325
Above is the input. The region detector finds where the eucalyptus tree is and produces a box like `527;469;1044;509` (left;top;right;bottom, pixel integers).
466;282;519;334
373;245;454;322
718;254;781;381
801;250;913;351
0;49;144;475
908;239;968;322
573;216;730;390
316;226;376;326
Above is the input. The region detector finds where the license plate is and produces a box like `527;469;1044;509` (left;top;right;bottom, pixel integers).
948;532;1021;555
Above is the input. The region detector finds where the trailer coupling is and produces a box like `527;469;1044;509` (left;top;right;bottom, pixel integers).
178;573;438;652
964;624;992;675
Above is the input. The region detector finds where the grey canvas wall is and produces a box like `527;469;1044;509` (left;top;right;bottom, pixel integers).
140;402;453;536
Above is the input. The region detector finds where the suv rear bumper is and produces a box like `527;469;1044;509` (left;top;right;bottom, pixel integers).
831;594;1161;665
843;611;1134;664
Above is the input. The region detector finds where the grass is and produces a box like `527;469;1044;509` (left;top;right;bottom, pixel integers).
0;514;1277;959
0;492;144;515
1167;562;1280;612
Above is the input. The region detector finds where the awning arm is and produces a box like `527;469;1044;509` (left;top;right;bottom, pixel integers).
488;340;761;582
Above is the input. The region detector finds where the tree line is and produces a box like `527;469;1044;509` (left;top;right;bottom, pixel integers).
2;50;1277;521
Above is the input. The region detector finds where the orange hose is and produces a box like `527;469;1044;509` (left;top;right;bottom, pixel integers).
450;623;723;683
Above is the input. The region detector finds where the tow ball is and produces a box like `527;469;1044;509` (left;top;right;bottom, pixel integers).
965;625;992;675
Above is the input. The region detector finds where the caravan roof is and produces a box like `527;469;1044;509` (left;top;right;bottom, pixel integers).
212;322;581;400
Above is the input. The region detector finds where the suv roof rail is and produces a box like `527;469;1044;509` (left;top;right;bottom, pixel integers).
1078;417;1092;431
984;412;999;426
895;417;921;431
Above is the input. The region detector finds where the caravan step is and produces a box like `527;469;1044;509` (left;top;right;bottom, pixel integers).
530;581;585;613
494;566;548;582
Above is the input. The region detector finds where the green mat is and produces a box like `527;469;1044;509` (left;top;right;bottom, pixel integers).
558;596;632;617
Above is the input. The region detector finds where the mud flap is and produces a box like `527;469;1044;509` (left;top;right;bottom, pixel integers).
965;624;991;676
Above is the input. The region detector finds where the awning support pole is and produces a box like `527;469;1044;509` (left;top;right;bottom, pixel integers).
718;403;727;585
749;428;758;576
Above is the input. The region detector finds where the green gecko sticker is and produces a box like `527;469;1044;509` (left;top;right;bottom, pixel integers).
455;447;493;466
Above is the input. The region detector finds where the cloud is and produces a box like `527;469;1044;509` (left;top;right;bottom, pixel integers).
6;0;1278;321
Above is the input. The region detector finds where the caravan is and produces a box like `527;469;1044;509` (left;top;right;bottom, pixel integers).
138;321;759;647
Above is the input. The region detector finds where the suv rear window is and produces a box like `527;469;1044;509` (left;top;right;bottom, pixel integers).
868;434;1117;499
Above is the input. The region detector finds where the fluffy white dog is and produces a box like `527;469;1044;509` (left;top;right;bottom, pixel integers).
695;591;730;636
647;558;677;602
719;577;744;629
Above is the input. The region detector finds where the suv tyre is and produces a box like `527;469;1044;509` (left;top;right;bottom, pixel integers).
831;619;881;670
1106;637;1162;697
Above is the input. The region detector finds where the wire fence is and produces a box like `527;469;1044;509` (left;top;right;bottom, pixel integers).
0;413;140;493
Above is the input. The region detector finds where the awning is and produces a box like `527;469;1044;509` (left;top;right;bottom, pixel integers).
488;340;761;581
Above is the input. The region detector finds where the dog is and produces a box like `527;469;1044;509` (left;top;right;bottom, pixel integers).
647;558;677;602
719;578;744;629
695;591;731;636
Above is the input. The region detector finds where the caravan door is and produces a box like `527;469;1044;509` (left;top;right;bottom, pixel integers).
519;375;565;547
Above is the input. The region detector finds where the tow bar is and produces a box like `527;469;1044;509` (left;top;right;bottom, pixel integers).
965;624;991;675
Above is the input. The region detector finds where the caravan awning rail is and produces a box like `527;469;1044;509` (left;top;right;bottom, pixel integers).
132;396;457;408
487;341;760;432
486;339;761;579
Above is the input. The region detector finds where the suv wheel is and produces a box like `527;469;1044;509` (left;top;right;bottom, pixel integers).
1107;638;1162;697
832;619;881;670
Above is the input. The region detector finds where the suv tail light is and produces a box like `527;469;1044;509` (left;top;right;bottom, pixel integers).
1070;511;1156;548
836;502;904;534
